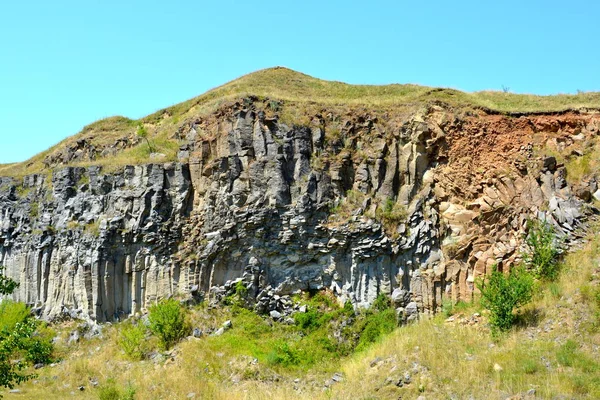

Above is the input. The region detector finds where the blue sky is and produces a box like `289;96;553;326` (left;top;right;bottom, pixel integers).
1;0;599;163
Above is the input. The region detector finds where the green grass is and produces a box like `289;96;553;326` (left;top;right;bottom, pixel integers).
1;67;600;178
8;225;600;399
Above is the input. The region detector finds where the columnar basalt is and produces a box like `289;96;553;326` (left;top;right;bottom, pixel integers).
1;102;598;321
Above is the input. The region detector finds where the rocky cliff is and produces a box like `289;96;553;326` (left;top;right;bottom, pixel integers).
1;97;599;322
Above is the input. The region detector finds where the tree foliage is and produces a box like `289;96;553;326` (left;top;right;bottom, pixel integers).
0;266;53;394
478;266;534;334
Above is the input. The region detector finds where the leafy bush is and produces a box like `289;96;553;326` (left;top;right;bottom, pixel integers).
356;308;397;351
294;308;322;331
524;220;560;280
118;321;148;360
136;123;155;153
148;299;189;350
23;333;53;365
267;341;301;366
478;266;534;333
0;266;53;391
224;281;248;307
0;267;18;296
0;300;29;332
372;293;391;312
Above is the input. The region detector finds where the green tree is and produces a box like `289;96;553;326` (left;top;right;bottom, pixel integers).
478;266;534;334
0;266;53;395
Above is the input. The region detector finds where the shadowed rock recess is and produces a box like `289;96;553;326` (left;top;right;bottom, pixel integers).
1;100;599;322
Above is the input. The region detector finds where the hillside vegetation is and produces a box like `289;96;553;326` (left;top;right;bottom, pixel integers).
3;218;599;399
1;67;600;178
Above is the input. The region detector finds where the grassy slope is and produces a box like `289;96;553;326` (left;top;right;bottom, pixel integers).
7;221;600;399
2;67;600;178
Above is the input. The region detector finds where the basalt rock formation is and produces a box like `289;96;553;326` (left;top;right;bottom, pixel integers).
1;97;599;322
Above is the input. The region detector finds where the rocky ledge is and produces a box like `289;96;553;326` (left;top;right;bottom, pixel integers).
1;101;598;321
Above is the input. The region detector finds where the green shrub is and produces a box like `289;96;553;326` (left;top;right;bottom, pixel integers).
478;266;534;333
136;123;155;153
524;220;560;280
356;308;397;351
148;299;189;350
23;335;53;365
97;379;136;400
267;341;302;366
224;281;248;307
0;267;18;296
0;267;54;390
0;300;30;332
294;308;322;331
118;321;148;360
376;198;407;223
372;293;391;312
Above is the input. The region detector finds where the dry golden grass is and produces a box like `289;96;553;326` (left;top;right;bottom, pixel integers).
11;227;600;400
2;67;600;178
331;229;600;400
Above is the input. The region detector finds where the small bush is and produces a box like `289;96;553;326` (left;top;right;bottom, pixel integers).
224;281;248;307
0;300;30;332
524;220;560;280
356;308;397;351
98;379;136;400
118;321;148;360
294;308;322;331
148;299;190;350
267;341;302;366
372;293;391;312
23;334;54;365
478;266;534;333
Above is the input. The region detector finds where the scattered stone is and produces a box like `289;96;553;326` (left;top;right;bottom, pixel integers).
67;330;80;345
370;357;382;367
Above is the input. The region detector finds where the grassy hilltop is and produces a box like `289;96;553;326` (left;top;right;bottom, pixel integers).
1;67;600;178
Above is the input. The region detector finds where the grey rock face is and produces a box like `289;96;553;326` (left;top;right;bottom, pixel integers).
1;105;596;321
1;163;193;321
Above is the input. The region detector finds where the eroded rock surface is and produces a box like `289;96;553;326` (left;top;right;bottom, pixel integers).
1;102;598;321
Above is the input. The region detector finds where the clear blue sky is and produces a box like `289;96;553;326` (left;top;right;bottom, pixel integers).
1;0;599;163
